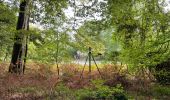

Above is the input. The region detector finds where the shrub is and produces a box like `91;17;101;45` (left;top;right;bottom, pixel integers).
152;85;170;97
101;64;131;89
48;83;76;100
155;59;170;84
60;64;80;82
76;80;128;100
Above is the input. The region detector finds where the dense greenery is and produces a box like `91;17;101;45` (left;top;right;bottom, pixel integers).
105;0;170;84
0;2;16;61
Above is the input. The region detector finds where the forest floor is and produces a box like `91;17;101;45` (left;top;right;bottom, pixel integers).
0;62;169;100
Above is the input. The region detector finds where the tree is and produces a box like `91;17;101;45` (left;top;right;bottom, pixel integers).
74;21;105;53
105;0;170;83
9;0;30;73
8;0;68;74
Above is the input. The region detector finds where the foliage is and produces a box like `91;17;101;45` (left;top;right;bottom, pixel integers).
0;62;170;99
155;59;170;84
48;83;75;100
48;81;127;100
0;2;16;60
27;28;74;63
104;0;170;73
152;85;170;97
74;20;106;54
76;80;127;100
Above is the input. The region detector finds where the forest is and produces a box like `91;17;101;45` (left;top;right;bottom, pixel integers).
0;0;170;99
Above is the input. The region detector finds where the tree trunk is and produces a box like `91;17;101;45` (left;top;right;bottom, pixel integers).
3;46;10;61
9;0;29;74
55;32;60;77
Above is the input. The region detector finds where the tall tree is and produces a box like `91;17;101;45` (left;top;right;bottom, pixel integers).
9;0;30;73
8;0;68;73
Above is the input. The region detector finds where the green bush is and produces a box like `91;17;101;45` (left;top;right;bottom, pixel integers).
48;83;75;100
47;81;128;100
152;85;170;96
13;87;43;94
76;80;127;100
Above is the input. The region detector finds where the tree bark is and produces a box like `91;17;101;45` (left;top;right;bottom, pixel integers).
9;0;29;74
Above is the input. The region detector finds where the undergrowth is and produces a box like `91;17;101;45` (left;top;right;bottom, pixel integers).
0;62;169;99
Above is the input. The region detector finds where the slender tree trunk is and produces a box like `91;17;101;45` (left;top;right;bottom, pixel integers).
3;46;10;61
56;32;60;76
9;0;29;74
23;18;29;74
